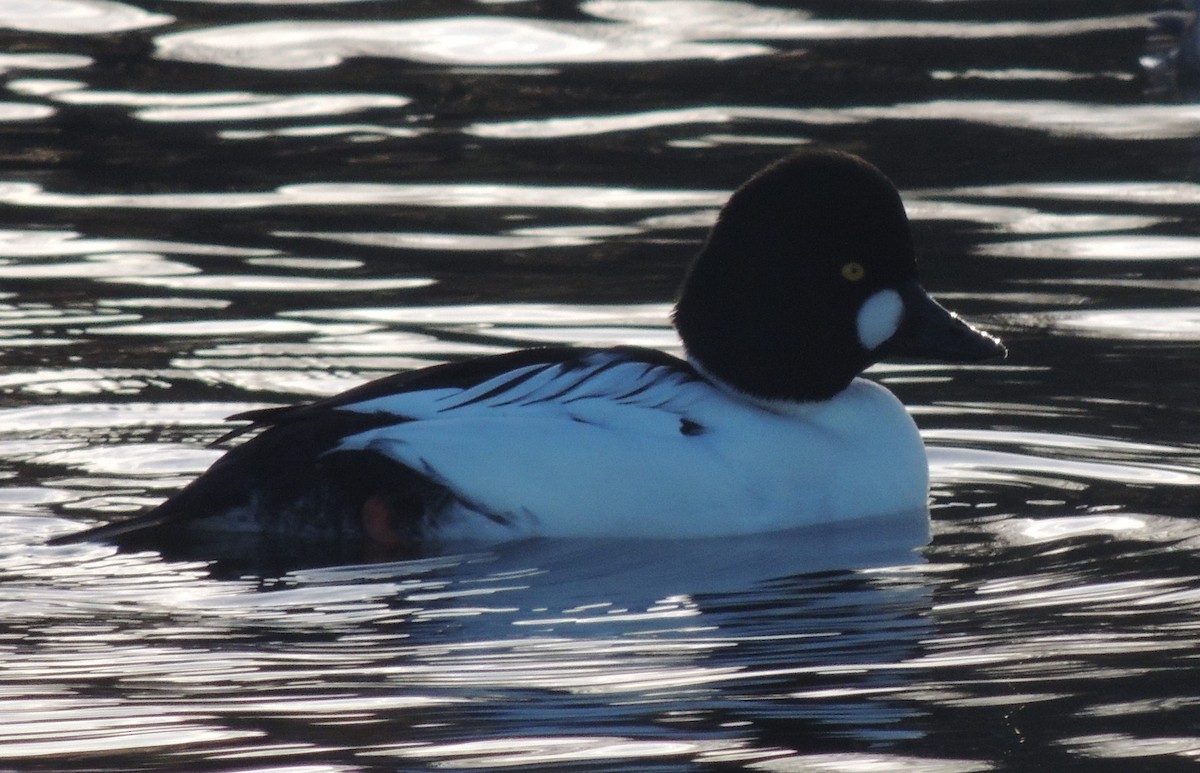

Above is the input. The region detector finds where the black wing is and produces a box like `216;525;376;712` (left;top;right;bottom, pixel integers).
214;346;615;444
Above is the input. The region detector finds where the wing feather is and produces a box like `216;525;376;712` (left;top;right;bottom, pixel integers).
51;346;701;545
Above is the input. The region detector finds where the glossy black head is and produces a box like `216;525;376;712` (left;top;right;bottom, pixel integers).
672;149;1004;401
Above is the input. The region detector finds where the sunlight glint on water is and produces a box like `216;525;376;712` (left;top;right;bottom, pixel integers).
2;1;1200;771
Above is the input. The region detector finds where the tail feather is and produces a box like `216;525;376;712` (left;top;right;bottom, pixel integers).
47;506;183;545
49;409;421;547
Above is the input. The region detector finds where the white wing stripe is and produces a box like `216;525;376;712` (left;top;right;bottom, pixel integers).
338;351;699;422
436;363;554;410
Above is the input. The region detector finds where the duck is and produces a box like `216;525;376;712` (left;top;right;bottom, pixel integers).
50;149;1005;550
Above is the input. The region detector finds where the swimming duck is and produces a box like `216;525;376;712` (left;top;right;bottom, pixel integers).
52;149;1005;549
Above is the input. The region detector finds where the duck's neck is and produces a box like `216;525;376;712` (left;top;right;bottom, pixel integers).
687;356;845;418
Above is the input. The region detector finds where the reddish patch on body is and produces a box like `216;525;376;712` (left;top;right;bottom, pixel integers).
361;494;403;549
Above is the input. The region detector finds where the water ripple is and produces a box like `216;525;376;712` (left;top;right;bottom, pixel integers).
0;228;275;258
152;8;1147;71
155;16;768;71
0;181;727;211
1022;308;1200;340
947;180;1200;206
930;446;1200;488
905;198;1164;235
109;273;434;293
0;0;171;35
0;102;58;122
467;105;854;139
852;100;1200;141
977;235;1200;261
9;79;414;123
0;53;93;74
373;735;770;768
1;3;1197;770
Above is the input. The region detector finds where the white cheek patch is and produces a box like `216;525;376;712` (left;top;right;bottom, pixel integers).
856;289;904;350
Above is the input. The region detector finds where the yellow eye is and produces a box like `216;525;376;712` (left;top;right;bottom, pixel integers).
841;262;865;282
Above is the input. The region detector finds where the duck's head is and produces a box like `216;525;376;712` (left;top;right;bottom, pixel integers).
672;149;1006;402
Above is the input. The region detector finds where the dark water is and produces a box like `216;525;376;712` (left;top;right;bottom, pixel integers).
3;1;1200;770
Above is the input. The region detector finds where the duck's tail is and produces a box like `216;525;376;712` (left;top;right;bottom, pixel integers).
47;411;422;548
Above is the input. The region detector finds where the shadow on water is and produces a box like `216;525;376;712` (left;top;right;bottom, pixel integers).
84;506;934;581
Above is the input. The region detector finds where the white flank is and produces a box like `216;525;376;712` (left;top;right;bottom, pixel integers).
330;352;930;539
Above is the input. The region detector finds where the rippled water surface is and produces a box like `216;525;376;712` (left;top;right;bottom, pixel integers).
3;1;1200;770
